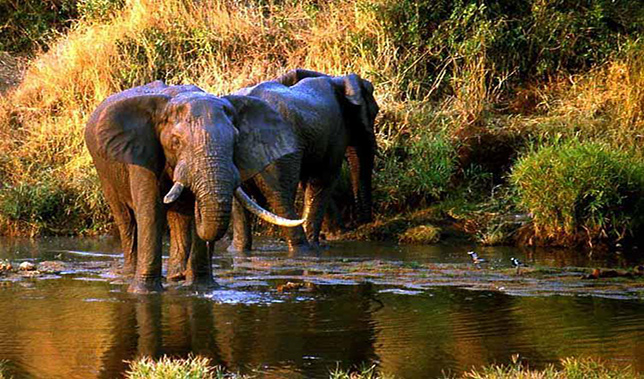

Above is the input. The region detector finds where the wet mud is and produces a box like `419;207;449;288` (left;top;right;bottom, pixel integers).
1;245;643;300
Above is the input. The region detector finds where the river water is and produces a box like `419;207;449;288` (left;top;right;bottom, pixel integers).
0;237;643;378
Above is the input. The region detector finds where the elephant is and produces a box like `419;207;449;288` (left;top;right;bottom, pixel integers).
228;69;379;253
84;80;303;294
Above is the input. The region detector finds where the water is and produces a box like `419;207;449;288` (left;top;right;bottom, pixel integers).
1;237;644;378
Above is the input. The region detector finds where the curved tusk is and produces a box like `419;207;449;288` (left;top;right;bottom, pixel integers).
163;182;185;204
234;187;304;227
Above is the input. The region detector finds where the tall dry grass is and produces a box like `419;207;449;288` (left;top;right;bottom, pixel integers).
0;0;407;235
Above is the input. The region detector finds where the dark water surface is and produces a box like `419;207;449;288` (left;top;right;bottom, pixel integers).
1;237;644;378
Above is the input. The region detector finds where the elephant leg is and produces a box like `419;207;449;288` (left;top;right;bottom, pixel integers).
166;209;191;282
254;156;310;254
185;234;217;290
128;166;164;294
227;198;252;253
302;177;334;247
110;201;137;276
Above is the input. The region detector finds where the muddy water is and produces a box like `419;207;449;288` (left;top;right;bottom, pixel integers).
1;237;644;378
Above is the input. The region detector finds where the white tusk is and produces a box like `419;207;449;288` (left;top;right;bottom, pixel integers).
234;187;304;227
163;182;185;204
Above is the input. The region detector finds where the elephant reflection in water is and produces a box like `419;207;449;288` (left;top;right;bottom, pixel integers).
97;283;380;377
97;296;221;378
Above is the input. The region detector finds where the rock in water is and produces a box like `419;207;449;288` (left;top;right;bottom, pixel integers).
0;261;12;272
19;262;36;271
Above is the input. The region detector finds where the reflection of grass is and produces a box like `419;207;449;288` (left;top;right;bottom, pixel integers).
463;356;637;379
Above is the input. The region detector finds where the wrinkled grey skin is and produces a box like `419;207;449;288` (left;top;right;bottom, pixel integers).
85;80;297;293
229;69;379;253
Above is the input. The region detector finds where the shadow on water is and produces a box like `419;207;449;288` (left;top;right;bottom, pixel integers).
1;237;644;378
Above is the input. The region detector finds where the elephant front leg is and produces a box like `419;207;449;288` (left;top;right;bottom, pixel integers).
185;236;217;290
302;178;334;248
227;198;252;253
167;209;192;282
255;157;310;255
128;166;164;294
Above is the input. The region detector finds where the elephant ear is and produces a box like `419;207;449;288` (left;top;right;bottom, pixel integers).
341;74;380;149
88;92;171;173
274;68;328;86
224;95;298;181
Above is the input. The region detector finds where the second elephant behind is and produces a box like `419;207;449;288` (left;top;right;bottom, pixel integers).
229;69;379;253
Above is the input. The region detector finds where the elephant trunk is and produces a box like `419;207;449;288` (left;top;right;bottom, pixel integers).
194;193;231;242
346;145;373;224
190;158;235;242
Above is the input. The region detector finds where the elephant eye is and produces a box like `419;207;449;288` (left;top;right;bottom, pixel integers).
171;136;182;150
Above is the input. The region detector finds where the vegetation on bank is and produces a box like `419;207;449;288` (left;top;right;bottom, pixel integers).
463;356;639;379
1;0;644;247
125;355;637;379
0;360;8;379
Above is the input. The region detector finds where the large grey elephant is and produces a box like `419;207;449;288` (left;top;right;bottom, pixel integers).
228;69;379;253
85;80;303;294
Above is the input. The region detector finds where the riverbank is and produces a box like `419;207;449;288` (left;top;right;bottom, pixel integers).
1;1;644;249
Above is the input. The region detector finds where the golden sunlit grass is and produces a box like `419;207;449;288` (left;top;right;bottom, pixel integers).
0;0;402;235
1;0;644;243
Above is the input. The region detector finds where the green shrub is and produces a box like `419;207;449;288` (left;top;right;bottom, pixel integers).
77;0;125;21
0;0;78;53
375;114;458;212
511;139;644;245
0;172;110;236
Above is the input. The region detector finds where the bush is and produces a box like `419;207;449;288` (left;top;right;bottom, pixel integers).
374;111;458;212
0;172;110;236
510;139;644;245
0;0;78;53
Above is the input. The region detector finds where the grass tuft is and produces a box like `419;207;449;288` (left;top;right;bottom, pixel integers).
399;224;441;244
510;139;644;246
126;355;250;379
463;356;638;379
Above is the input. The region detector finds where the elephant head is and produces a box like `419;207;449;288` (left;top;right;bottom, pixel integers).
334;74;379;223
88;82;301;242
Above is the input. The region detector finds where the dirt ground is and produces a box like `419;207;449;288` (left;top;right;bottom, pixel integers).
0;51;26;94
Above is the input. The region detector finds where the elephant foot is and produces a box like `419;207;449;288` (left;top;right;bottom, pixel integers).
227;242;252;254
184;274;219;292
117;263;136;277
128;277;164;294
288;242;318;257
167;271;186;283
